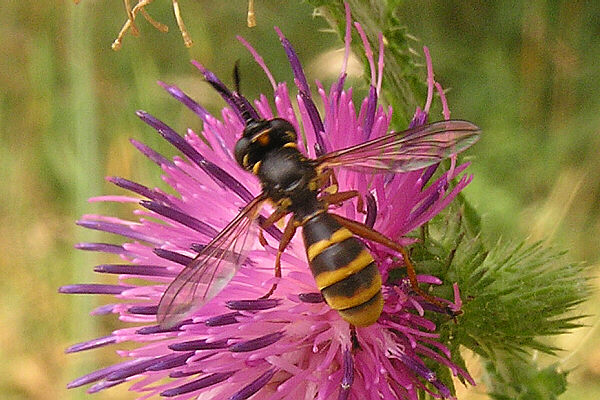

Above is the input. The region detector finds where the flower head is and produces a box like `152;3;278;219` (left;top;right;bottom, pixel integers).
63;4;475;399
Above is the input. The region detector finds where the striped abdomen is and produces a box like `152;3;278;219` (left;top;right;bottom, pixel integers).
301;212;383;326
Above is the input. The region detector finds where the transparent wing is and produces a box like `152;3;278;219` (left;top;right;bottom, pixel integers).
157;194;266;328
316;120;480;173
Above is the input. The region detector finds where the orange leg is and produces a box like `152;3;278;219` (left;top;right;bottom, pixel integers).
258;204;290;248
316;168;365;213
260;216;297;299
330;214;454;313
313;168;337;193
260;206;289;230
320;190;365;213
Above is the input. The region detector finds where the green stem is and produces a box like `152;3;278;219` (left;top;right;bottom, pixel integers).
309;0;426;126
66;2;101;398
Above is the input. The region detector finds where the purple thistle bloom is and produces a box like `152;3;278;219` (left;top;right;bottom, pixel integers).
63;4;476;399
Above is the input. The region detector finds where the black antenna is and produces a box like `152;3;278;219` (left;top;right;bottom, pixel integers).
231;61;255;126
233;60;242;94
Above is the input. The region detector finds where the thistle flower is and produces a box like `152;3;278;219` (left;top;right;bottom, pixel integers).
62;5;476;399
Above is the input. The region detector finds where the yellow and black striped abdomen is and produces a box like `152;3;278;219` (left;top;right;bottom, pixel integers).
302;213;383;326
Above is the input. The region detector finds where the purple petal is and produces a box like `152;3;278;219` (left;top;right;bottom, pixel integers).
58;284;133;295
160;371;236;397
140;200;218;237
399;353;437;382
169;339;229;351
338;348;353;400
362;86;377;140
229;368;277;400
65;335;116;353
192;61;259;123
158;81;210;120
274;27;326;155
67;358;150;389
130;139;173;167
430;379;452;398
105;357;162;381
274;27;310;94
229;331;284;352
205;312;241;326
187;241;258;267
419;164;439;189
341;348;354;389
127;305;158;315
107;176;174;206
153;248;194;266
136;110;253;203
94;264;174;277
330;73;347;105
136;319;193;335
405;180;446;227
409;107;428;128
74;242;127;255
87;379;124;393
225;298;281;310
299;90;326;156
145;351;195;371
169;364;206;378
76;219;159;244
90;304;117;315
298;292;324;303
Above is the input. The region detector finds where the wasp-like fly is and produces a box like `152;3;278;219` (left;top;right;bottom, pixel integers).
157;77;480;328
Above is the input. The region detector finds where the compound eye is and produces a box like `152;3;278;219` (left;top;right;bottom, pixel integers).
234;137;251;169
270;118;297;143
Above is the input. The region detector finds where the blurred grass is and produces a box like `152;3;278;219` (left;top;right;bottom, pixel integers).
0;1;598;399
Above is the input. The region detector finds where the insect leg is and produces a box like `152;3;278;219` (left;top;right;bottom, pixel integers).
321;190;365;213
260;216;297;299
316;166;363;213
260;206;289;230
312;168;337;194
330;214;453;313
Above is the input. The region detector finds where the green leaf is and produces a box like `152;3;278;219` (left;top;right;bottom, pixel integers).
484;358;568;400
413;196;589;398
408;196;591;360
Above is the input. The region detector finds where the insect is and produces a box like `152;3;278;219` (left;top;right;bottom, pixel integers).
156;78;480;328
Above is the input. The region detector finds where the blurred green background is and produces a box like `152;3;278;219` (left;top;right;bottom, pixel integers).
1;1;598;399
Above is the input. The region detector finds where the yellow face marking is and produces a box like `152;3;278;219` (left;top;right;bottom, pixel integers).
258;133;270;146
242;154;250;168
306;227;353;261
252;160;262;175
338;292;383;327
252;130;271;146
323;273;382;310
314;249;374;290
283;142;297;149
